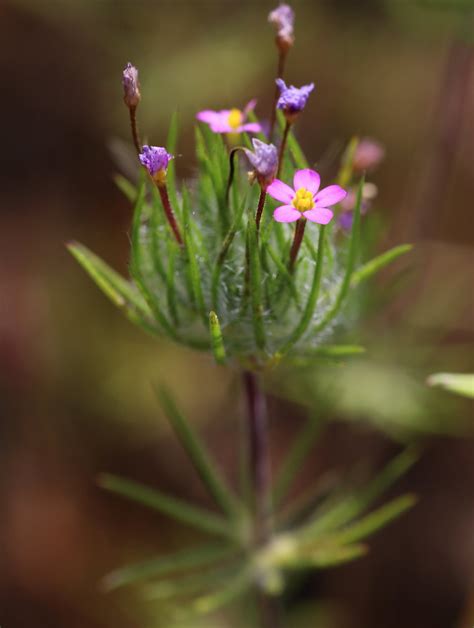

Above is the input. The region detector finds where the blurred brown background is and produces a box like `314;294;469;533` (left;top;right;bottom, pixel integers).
1;0;473;627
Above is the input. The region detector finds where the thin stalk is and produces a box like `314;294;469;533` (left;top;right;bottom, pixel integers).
289;219;306;271
156;182;183;245
276;120;291;178
225;146;245;206
255;188;267;232
269;49;287;140
129;105;141;154
242;371;280;628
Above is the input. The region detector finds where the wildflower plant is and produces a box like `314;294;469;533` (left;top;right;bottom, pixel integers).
69;4;416;627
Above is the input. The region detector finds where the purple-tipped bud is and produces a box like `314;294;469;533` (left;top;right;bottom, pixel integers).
353;138;385;173
269;3;295;51
276;79;314;120
139;145;173;180
244;139;278;188
122;62;141;108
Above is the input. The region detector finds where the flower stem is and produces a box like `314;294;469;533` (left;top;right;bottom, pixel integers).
225;146;244;207
128;105;141;155
269;49;287;141
242;371;279;628
157;182;183;246
255;188;267;232
276;120;291;178
289;218;306;271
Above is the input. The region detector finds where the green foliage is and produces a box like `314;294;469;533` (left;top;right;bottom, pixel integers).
69;117;411;369
427;372;474;398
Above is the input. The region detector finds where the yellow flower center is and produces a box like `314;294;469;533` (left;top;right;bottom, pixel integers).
228;108;243;130
292;187;314;212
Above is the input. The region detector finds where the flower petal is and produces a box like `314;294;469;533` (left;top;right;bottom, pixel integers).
196;110;220;124
266;179;294;203
314;185;347;207
240;122;262;133
293;169;320;195
303;207;334;224
243;99;257;115
274;205;301;223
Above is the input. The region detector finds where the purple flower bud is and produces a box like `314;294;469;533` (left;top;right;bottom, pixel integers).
122;62;141;108
139;145;173;179
276;79;314;120
353;138;385;173
244;139;278;187
269;3;295;50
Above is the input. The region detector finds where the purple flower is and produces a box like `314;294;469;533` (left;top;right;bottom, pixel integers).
276;79;314;118
244;139;278;187
353;138;385;173
267;168;347;224
139;145;173;178
196;100;262;134
122;62;141;108
269;3;295;49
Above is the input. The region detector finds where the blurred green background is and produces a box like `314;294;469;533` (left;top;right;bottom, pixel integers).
1;0;473;627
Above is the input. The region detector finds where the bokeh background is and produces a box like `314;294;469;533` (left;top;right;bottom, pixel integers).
1;0;473;626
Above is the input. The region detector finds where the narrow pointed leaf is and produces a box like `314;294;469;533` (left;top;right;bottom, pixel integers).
67;242;158;336
156;387;244;521
247;218;266;351
193;566;253;614
281;543;367;570
98;474;233;539
334;494;417;545
103;542;236;591
280;224;326;355
313;176;364;333
209;311;227;364
427;372;474;398
352;244;413;287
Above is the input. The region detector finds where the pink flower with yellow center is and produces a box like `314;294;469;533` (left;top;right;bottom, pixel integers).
196;99;262;134
267;168;347;224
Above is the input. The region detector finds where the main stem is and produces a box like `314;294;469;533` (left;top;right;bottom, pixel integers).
243;371;279;628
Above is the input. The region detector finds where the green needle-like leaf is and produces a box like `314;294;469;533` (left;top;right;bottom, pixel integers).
103;542;237;591
209;311;227;364
313;176;364;333
280;224;326;355
247;218;266;351
298;447;419;539
193;566;253;614
67;242;158;336
334;494;417;545
166;111;180;212
182;187;207;325
156;387;245;523
427;372;474;398
98;474;234;539
351;244;413;286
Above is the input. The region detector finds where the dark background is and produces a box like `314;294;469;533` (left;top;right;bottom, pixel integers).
1;1;473;627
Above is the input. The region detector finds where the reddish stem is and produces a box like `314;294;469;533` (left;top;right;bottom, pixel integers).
128;105;141;155
289;218;306;271
255;187;267;232
157;183;183;246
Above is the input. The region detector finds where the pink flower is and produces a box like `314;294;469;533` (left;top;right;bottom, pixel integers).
267;169;347;224
196;99;262;134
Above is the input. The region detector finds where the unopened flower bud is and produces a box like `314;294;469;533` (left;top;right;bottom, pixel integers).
353;138;385;173
269;3;295;52
244;139;278;188
122;62;141;108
